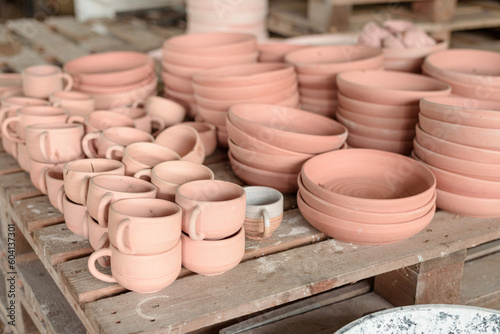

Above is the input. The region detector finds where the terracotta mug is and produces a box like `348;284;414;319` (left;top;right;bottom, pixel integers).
87;215;111;267
46;166;65;213
106;142;181;176
63;158;125;205
29;158;67;194
88;239;182;293
175;180;246;241
108;198;182;255
50;91;95;116
181;227;245;276
86;174;157;227
2;106;69;143
143;96;186;128
183;122;218;157
2;134;18;159
25;123;84;163
22;65;73;98
68;111;135;134
110;107;166;135
63;195;89;237
155;124;205;163
135;160;214;201
243;186;284;240
82;127;154;159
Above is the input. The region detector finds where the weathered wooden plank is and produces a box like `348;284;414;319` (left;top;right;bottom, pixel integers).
0;172;42;204
461;250;500;307
466;239;500;262
102;21;165;52
0;152;22;176
10;196;64;232
0;139;5;153
83;211;500;333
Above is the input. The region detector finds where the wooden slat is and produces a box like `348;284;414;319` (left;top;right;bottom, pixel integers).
461;250;500;307
466;239;500;262
102;21;165;52
9;196;64;232
0;152;22;176
0;172;42;204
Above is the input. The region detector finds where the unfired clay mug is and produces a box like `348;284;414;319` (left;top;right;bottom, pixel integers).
88;239;182;293
143;96;186;128
243;186;284;239
175;180;246;241
68;111;135;134
88;215;111;267
183;122;218;157
46;166;65;213
16;143;30;172
86;174;157;227
63;195;89;237
50;91;95;116
155;124;205;163
63;158;125;205
110;107;166;135
22;65;73;98
29;158;67;194
108;198;182;255
134;160;214;201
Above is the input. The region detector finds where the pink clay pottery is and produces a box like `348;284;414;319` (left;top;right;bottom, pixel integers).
336;113;415;141
162;72;194;94
63;158;125;205
337;107;418;130
105;142;180;176
197;105;231;126
163;49;258;68
182;122;218;157
134;160;214;202
301;149;436;213
63;195;89;237
25;123;84;163
88;239;181;293
68;111;136;134
337;93;420;119
22;64;73;98
175;179;246;241
163;32;257;55
16;143;30;172
181;227;245;276
228;104;347;154
258;42;306;62
108;198;182;255
337;70;451;105
87;216;110;251
86;174;157;227
144;96;186;128
109;107;165;135
243;186;284;240
155;124;205;164
382;40;448;73
50;91;95;116
29;159;65;194
435;189;500;218
429;77;500;101
299;87;337;99
346;132;414;154
45;166;65;213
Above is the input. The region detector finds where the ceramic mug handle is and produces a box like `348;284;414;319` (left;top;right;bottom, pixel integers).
97;192;114;227
260;208;271;239
188;204;205;241
67;115;85;125
81;211;89;239
38;166;49;195
88;248;116;283
79;175;91;205
105;145;125;160
81;131;101;158
1;116;22;143
132;100;144;109
95;232;111;267
61;73;74;91
133;168;152;181
0;107;11;125
38;131;51;162
151;116;166;137
115;218;134;255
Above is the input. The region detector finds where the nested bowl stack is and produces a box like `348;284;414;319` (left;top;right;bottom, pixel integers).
298;148;437;245
412;96;500;217
285;45;384;117
336;70;451;155
227;103;348;193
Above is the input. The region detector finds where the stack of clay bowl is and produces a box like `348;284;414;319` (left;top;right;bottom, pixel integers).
161;33;258;118
412;96;500;217
285;45;384;117
257;42;305;62
336;70;451;155
186;0;269;41
422;49;500;101
227;103;348;193
299;148;437;245
192;63;299;147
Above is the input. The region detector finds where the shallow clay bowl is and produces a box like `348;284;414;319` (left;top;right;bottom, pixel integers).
346;132;414;154
229;103;347;154
162;50;258;68
415;124;500;164
229;151;298;193
161;72;194;94
298;174;436;224
229;139;310;174
86;78;157;109
436;189;500;218
337;70;451;105
193;63;295;87
419;96;500;129
297;192;435;245
299;87;337;99
258;43;306;62
77;74;156;94
285;45;383;75
163;32;257;56
337;113;415;141
162;61;205;79
297;73;338;89
337;93;419;119
300;148;436;213
430;76;500;102
337;106;418;130
64;51;154;87
418;113;500;150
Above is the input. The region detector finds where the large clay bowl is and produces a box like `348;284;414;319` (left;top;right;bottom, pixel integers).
229;139;309;174
436;188;500;218
298;174;436;224
162;61;204;79
337;113;415;141
297;192;435;245
87;77;157;109
418;113;500;150
415;124;500;164
155;124;205;163
383;58;424;73
163;33;257;56
428;75;500;102
77;74;156;94
197;106;227;126
162;50;258;68
64;51;154;87
299;87;337;99
413;139;500;181
258;43;306;62
161;72;194;94
192;63;295;87
337;106;418;130
419;96;500;129
229;103;347;154
337;70;451;105
301;148;436;213
346;132;413;154
337;93;420;119
297;73;337;89
285;45;383;75
229;151;298;193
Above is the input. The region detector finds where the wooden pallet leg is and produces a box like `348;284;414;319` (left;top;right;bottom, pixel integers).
412;0;457;22
374;250;466;306
308;0;352;32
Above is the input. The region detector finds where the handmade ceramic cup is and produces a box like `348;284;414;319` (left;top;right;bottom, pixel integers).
106;142;181;176
29;159;66;194
50;91;95;116
143;96;186;128
243;186;284;239
22;65;73;98
87;216;111;267
0;96;48;127
88;239;182;293
45;166;65;213
63;195;89;237
16;143;30;172
108;198;182;255
110;107;166;135
82;127;154;159
182;122;218;157
68;111;135;134
134;160;214;201
175;180;246;241
25;123;84;163
86;174;157;227
155;124;205;163
181;227;245;276
63;158;125;205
